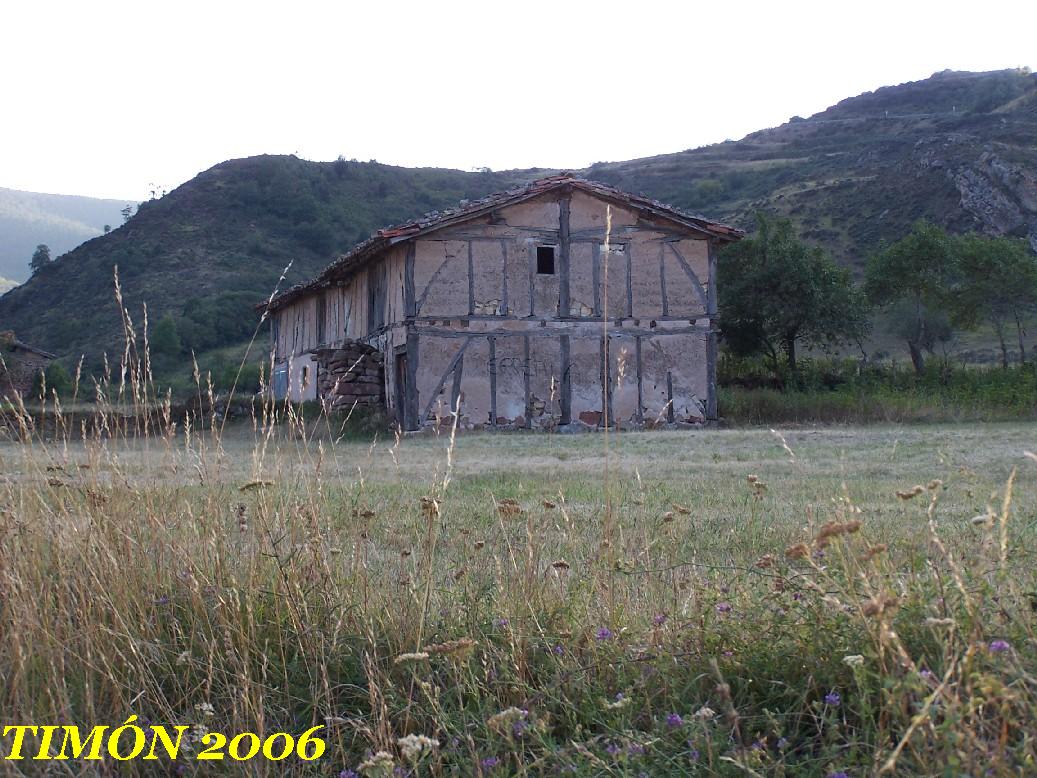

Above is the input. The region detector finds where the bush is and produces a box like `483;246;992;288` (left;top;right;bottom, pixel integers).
32;362;74;400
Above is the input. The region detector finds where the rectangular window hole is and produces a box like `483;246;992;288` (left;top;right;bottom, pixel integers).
536;246;555;275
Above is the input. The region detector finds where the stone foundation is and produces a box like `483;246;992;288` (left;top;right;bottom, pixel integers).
311;342;384;412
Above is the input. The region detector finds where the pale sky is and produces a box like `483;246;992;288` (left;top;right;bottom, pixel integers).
2;0;1034;201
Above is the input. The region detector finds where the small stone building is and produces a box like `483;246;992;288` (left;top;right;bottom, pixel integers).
0;331;55;399
261;175;742;429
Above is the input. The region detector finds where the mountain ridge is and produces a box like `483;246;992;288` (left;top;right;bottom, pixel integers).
2;68;1034;372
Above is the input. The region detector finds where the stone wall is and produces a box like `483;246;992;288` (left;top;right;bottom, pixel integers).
311;342;384;411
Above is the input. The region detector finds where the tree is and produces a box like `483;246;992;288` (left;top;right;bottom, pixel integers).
121;204;134;223
150;313;182;357
32;362;73;399
864;221;958;373
30;244;51;274
718;214;868;379
103;224;111;234
950;234;1037;366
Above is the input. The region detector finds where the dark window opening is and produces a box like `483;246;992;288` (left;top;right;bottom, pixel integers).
537;246;556;275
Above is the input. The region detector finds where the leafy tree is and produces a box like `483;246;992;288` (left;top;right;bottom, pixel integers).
32;362;73;399
950;234;1037;366
121;204;134;223
30;244;51;274
150;313;182;357
864;221;958;373
103;224;111;234
718;214;868;379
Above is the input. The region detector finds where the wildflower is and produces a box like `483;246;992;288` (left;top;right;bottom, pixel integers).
605;692;631;710
989;639;1011;653
666;712;683;728
512;720;527;737
340;770;360;778
493;617;509;629
693;706;716;721
552;644;565;656
826;772;850;778
842;655;865;667
688;746;700;762
596;627;614;641
824;691;841;707
480;756;500;770
715;602;732;614
776;737;789;750
919;668;934;680
397;734;439;762
487;707;527;735
394;652;430;665
653;613;667;626
358;751;395;775
605;742;621;756
627;743;646;756
154;595;170;606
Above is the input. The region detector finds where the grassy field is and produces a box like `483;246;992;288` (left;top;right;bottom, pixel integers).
1;416;1036;775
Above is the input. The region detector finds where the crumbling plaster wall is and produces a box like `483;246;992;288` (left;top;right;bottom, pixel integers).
407;189;715;428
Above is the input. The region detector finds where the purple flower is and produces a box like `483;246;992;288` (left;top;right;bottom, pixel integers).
715;602;732;614
512;720;527;737
919;668;934;680
480;756;500;770
605;742;621;757
722;650;734;657
989;639;1011;653
614;692;625;701
596;627;614;641
653;613;667;626
751;739;764;751
339;771;359;778
666;712;683;728
552;644;565;656
824;690;841;707
627;743;645;756
688;746;700;762
826;772;850;778
776;737;789;750
493;617;509;629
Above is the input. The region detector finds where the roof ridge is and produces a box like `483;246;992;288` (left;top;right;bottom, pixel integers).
262;176;741;312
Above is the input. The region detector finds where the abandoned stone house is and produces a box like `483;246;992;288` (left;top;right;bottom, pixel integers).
0;331;54;399
261;175;742;430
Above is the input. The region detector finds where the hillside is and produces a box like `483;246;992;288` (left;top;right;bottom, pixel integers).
589;68;1037;268
1;68;1034;377
0;188;131;283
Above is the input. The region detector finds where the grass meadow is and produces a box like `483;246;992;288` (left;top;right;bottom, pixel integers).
1;404;1036;776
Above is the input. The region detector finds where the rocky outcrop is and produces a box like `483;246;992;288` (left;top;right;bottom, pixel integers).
311;342;384;411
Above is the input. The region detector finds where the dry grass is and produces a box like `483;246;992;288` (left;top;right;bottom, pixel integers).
0;408;1035;775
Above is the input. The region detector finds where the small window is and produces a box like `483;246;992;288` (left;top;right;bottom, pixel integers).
537;246;556;275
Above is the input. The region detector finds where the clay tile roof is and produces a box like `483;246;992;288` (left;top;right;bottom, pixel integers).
261;174;742;312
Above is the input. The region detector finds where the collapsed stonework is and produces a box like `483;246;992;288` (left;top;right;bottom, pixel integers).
311;342;384;412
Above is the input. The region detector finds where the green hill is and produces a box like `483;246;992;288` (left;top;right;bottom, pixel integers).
1;69;1035;381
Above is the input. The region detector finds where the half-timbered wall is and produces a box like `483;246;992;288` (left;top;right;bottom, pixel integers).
272;187;719;427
